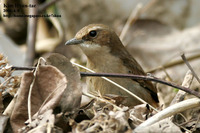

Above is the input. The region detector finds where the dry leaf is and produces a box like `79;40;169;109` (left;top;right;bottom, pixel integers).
34;66;67;115
75;102;131;132
10;72;33;131
46;53;82;114
10;65;67;132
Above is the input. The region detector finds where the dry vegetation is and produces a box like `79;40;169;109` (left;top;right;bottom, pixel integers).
0;0;200;132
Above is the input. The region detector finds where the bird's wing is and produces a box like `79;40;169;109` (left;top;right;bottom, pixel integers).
120;53;159;103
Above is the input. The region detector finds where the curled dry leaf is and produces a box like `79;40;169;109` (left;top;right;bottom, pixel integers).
1;76;21;97
0;59;11;78
0;53;8;68
10;65;67;132
45;53;82;113
74;101;131;132
0;65;11;78
9;72;33;131
0;55;8;67
0;54;20;97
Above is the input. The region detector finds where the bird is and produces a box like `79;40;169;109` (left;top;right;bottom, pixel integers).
65;24;159;107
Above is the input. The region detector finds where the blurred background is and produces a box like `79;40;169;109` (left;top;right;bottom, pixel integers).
0;0;200;106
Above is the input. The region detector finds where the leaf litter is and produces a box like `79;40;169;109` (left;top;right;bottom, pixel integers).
0;53;200;132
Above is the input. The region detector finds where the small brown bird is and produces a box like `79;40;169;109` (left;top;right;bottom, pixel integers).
65;24;159;107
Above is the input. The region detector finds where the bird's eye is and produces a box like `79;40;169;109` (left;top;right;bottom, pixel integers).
89;30;97;37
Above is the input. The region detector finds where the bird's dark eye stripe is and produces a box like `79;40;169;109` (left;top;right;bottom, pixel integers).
89;30;97;37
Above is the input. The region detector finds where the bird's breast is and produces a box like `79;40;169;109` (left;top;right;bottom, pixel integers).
85;46;127;73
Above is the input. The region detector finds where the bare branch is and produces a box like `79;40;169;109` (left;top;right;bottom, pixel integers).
10;66;200;98
25;0;38;66
80;72;200;98
120;0;157;44
181;53;200;84
148;53;200;73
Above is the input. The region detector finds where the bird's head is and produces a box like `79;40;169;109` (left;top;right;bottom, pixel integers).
65;24;123;56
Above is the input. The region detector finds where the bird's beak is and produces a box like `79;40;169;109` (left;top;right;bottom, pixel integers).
65;38;84;45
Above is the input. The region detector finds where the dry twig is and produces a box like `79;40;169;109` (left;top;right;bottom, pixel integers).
25;0;38;66
181;54;200;84
148;53;200;73
120;4;142;42
27;58;45;122
120;0;157;44
10;66;200;99
82;91;123;111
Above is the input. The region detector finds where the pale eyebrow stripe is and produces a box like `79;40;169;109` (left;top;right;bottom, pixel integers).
89;26;102;31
